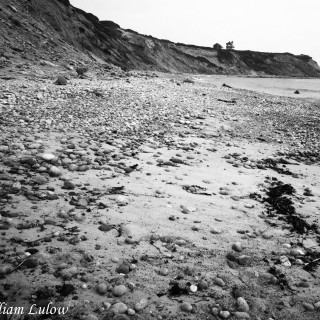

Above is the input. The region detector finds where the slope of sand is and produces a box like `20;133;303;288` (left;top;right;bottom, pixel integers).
0;71;319;320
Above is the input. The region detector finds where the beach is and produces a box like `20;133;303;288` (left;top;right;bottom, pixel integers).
0;70;320;320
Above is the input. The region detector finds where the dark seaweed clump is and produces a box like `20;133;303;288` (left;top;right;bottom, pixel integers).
262;158;294;176
264;181;317;234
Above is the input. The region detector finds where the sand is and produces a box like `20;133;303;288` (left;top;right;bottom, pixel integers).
0;70;319;320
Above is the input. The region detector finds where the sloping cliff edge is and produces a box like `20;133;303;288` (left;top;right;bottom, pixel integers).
1;0;320;77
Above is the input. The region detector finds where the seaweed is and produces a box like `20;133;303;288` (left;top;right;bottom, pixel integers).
264;181;318;234
262;158;294;175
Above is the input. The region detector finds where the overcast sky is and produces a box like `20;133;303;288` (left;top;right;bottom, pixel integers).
70;0;320;65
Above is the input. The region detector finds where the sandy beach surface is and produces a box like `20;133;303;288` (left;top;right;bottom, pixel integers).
0;69;320;320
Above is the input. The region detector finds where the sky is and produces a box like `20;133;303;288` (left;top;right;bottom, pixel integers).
70;0;320;65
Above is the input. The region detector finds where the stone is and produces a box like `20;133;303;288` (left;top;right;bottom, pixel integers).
302;302;314;311
198;279;208;290
214;277;225;287
232;242;243;252
113;315;130;320
112;285;127;297
41;153;56;161
314;301;320;309
234;311;251;319
31;175;48;185
55;76;67;85
219;311;230;319
237;297;250;312
49;166;61;177
189;285;197;293
134;299;148;312
180;302;192;312
116;263;130;274
112;302;128;314
96;283;108;295
237;255;252;266
62;180;75;190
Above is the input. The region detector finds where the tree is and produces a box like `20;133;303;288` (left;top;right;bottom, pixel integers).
226;41;234;50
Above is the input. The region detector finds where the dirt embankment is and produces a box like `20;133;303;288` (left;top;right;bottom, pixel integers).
0;0;320;77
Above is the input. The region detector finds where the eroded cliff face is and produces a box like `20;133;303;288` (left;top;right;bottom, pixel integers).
1;0;319;77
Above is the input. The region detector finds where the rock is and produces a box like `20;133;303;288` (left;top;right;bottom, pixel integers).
0;265;11;275
298;281;309;288
180;302;192;312
189;285;197;293
96;283;108;294
113;315;130;320
294;90;300;94
41;153;56;161
68;164;78;171
83;315;98;320
62;180;75;190
127;308;135;315
184;265;196;276
214;277;225;287
31;175;48;185
219;311;230;319
159;268;169;276
237;297;250;312
116;263;130;274
314;301;320;309
232;242;243;252
112;285;127;297
234;311;251;319
49;166;61;177
290;248;304;256
22;258;38;268
198;279;209;290
237;255;252;266
302;302;314;311
280;256;291;267
211;307;219;315
55;76;67;85
134;299;148;312
112;302;128;314
226;251;238;261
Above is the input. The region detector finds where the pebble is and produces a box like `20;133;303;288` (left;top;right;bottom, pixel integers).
290;248;304;256
237;255;252;266
102;302;111;309
41;153;56;161
116;263;130;274
219;311;230;319
232;242;243;252
233;311;250;319
214;277;225;287
198;279;209;290
237;297;250;312
127;308;135;315
211;307;219;315
96;283;108;295
83;315;98;320
112;302;128;314
180;302;192;312
189;285;197;293
113;315;130;320
159;268;169;276
184;266;196;276
49;165;61;177
302;302;315;311
134;298;148;312
112;285;127;297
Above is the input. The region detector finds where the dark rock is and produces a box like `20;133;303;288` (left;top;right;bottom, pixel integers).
55;76;67;85
22;258;38;268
